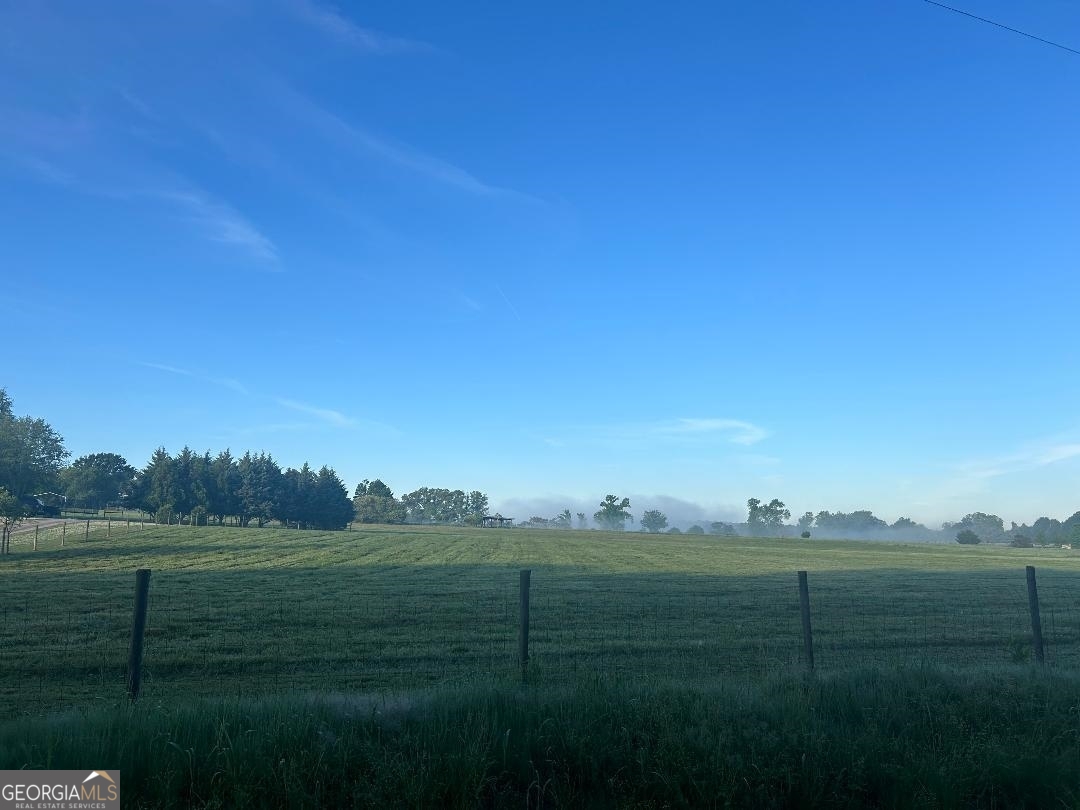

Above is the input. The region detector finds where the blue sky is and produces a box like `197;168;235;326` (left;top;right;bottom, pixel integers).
3;0;1079;527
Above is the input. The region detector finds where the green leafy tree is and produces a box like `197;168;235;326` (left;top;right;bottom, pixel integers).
747;498;790;536
401;487;489;524
352;479;406;524
686;524;705;535
956;529;981;545
576;512;588;529
594;495;632;531
797;512;814;531
552;509;573;529
0;389;68;500
640;509;668;533
466;491;489;521
951;512;1005;542
709;521;737;536
59;452;136;510
814;510;887;534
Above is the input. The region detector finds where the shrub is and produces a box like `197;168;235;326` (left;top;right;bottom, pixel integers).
956;529;981;545
801;531;811;539
686;525;704;535
154;505;174;525
667;527;682;535
1010;534;1033;548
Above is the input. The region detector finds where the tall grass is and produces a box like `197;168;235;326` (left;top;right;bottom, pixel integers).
2;666;1078;808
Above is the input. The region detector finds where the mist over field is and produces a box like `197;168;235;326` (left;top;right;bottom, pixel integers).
493;494;742;529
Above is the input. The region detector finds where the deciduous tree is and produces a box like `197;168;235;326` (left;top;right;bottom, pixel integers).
594;495;632;531
60;453;135;510
640;509;668;533
0;389;68;500
747;498;790;536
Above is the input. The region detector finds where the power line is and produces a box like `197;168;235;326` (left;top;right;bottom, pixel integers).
923;0;1080;57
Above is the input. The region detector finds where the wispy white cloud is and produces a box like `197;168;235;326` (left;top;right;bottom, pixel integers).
1034;443;1080;466
495;284;523;322
232;422;318;436
3;137;278;265
281;0;431;53
275;398;355;427
954;441;1080;481
456;292;482;311
137;361;194;377
118;88;160;122
150;189;279;263
270;80;532;200
137;362;249;394
654;418;770;446
539;417;772;450
0;150;73;184
938;434;1080;500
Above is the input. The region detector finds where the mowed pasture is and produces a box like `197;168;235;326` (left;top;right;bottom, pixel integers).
3;524;1080;719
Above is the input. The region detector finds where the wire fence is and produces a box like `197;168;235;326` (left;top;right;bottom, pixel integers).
5;518;150;553
2;563;1078;719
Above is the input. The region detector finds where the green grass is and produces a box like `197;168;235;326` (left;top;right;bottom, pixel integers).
2;524;1080;719
3;667;1080;807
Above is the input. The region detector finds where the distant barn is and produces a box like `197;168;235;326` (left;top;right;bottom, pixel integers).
481;515;514;528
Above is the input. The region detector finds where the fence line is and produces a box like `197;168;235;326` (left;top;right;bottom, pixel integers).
0;565;1076;719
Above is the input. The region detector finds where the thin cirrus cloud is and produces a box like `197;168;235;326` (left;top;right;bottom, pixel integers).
149;189;279;264
269;79;532;200
654;418;771;446
544;417;772;449
932;434;1080;505
137;362;249;395
280;0;432;53
275;398;356;428
135;364;392;433
3;141;279;265
952;438;1080;484
0;94;277;265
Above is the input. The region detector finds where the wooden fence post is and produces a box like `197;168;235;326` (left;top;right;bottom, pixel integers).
519;569;531;683
127;569;152;700
34;523;39;551
85;520;89;541
798;570;815;672
61;523;66;547
107;519;111;538
1026;565;1045;664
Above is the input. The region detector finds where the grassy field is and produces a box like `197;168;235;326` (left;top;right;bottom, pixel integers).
2;524;1080;719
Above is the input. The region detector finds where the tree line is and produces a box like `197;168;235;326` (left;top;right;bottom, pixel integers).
351;481;489;526
3;388;1080;545
127;447;354;530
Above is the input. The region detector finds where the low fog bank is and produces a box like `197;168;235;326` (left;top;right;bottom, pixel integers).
490;495;1080;545
492;494;744;529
